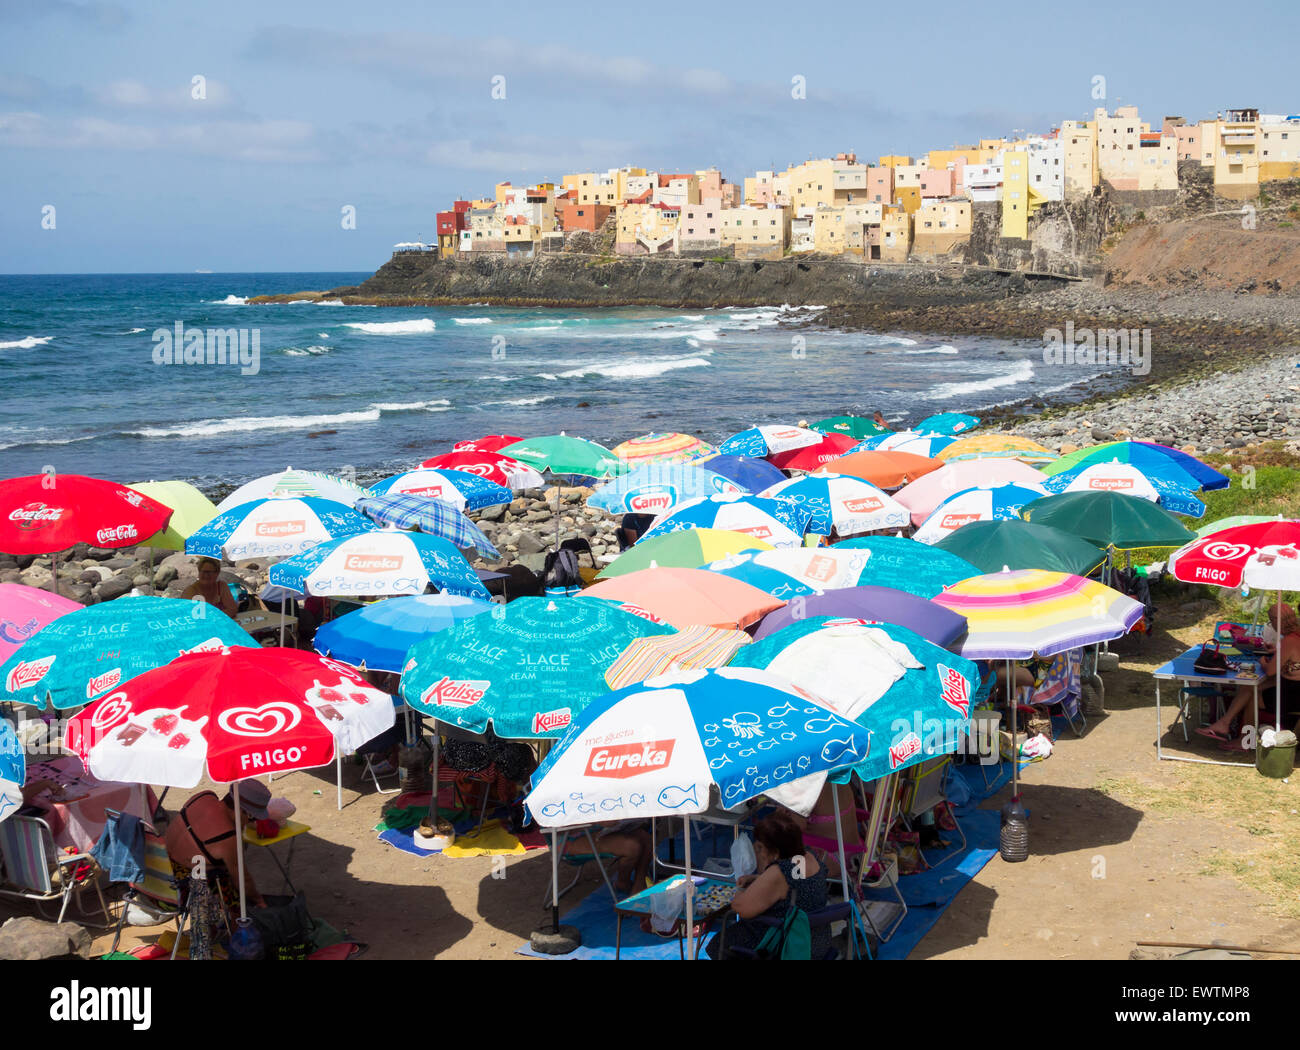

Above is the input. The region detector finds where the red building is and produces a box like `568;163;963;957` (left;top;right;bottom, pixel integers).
557;202;613;233
436;200;471;255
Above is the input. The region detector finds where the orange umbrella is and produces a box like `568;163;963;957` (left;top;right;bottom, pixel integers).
823;450;941;490
580;568;785;630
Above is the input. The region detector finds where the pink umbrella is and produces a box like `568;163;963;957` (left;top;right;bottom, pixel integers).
0;584;83;664
895;459;1047;526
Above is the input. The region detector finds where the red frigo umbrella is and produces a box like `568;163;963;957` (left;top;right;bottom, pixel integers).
452;434;523;453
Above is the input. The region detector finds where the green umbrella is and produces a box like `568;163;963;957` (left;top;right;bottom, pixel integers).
1196;514;1282;539
932;519;1107;576
595;529;775;579
499;434;626;479
128;480;219;551
1020;492;1197;551
809;416;889;440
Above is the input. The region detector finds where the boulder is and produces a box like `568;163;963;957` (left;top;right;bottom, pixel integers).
95;575;134;602
19;565;52;589
479;503;507;523
63;582;94;605
517;553;548;575
154;564;179;587
516;532;546;556
104;556;139;571
0;917;92;960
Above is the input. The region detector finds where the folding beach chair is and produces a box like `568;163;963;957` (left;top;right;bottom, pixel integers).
899;755;966;869
540;826;621;907
104;812;188;958
0;814;110;925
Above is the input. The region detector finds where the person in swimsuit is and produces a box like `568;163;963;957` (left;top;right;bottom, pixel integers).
164;781;270;909
1198;604;1300;747
182;557;238;618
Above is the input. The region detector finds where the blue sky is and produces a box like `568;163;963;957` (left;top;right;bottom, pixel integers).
3;0;1298;273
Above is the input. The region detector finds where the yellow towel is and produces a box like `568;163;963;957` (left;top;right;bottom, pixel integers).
441;820;525;858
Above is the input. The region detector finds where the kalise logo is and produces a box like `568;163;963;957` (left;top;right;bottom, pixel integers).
532;707;571;734
6;654;56;692
939;513;980;530
937;664;970;717
85;668;122;699
8;503;64;529
420;677;489;708
1087;477;1134;491
255;520;306;537
343;554;403;572
179;637;225;656
95;525;138;545
843;497;883;514
585;739;675;779
889;731;922;769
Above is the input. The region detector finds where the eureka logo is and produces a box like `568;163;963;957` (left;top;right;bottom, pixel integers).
585;739;675;779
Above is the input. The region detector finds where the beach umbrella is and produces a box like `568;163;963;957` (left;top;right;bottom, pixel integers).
580;568;786;630
810;416;889;440
1040;460;1206;518
707;547;873;593
612;432;717;467
312;594;496;673
268;531;492;600
912;483;1049;546
935;435;1056;464
822;450;941;490
128;481;219;550
933;519;1106;576
0;475;174;595
1042;441;1229;491
1020;492;1197;551
214;469;368;514
1196;515;1282;539
1242;543;1300;733
831;536;980;598
752;585;968;648
767;433;859;472
0;595;254;710
499;435;625;479
641;495;814;548
689;454;787;494
716;425;824;458
0;719;23;825
915;413;980;437
0;584;82;665
353;494;498;559
420;450;545;490
587;462;744;516
758;473;910;537
604;625;752;689
852;431;956;459
66;647;394;918
453;434;522;453
596;529;773;579
365;469;512;512
696;554;819;600
185;496;374;561
398;596;673;738
895;458;1048;526
524;666;871;956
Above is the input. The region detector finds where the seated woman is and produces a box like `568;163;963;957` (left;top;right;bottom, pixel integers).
707;810;829;960
181;557;238;618
164;781;269;910
559;820;653;895
1198;604;1300;748
797;781;864;878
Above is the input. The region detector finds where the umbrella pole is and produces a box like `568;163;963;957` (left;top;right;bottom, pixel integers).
336;749;342;810
50;550;58;597
684;815;695;960
1277;590;1284;734
233;781;248;920
279;595;286;648
551;830;561;933
426;717;441;825
1007;658;1019;799
831;782;850;904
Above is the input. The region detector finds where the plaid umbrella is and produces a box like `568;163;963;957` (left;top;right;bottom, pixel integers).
354;494;499;559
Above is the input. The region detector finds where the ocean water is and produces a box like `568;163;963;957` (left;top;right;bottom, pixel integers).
0;273;1108;493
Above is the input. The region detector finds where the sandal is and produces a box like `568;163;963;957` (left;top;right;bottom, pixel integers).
1195;727;1231;743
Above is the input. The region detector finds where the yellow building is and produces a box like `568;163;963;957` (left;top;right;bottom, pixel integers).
1259;118;1300;182
871;207;911;263
1138;134;1179;192
1060;120;1098;198
878;155;913;168
719;205;790;259
1095;106;1144;190
787;159;837;211
894;186;922;216
912;198;972;256
1214;109;1260;199
1000;150;1039;239
614;203;679;255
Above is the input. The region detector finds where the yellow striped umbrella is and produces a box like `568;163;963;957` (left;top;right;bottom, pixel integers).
604;624;753;689
937;435;1056;465
613;432;717;466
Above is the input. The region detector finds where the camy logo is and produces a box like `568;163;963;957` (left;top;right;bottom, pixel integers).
585;739;675;779
843;497;883;514
85;668;122;699
532;707;571;734
937;664;970;717
1087;477;1133;491
629;490;673;513
889;732;922;769
96;525;138;544
940;513;980;530
6;654;56;692
8;502;64;529
420;677;489;708
343;554;403;572
255;520;306;537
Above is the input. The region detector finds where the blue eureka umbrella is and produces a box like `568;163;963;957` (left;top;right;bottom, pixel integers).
0;596;254;710
0;719;23;825
691;454;788;494
269;531;492;600
186;496;375;561
1040;459;1206;517
354;493;499;558
588;463;744;515
697;553;819;600
715;425;823;459
1043;440;1229;491
313;594;496;673
830;535;982;598
915;413;981;437
366;469;512;512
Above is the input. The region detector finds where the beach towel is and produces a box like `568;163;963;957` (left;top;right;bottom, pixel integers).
90;811;145;886
1030;649;1081;718
442;819;526;857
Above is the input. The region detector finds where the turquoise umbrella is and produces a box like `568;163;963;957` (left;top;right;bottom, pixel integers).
0;719;22;824
0;596;255;709
398;596;675;739
831;535;981;598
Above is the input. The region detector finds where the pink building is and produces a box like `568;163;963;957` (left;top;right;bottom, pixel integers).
920;169;953;199
867;167;893;205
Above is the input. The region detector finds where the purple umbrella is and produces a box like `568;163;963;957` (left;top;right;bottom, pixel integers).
752;585;968;648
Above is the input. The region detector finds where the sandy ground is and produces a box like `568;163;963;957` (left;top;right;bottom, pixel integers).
6;602;1293;961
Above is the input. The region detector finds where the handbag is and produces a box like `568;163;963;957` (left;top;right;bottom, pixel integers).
248;892;316;961
755;885;812;960
1193;641;1230;676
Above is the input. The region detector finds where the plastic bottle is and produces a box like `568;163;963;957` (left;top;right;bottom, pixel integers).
999;798;1029;863
228;917;265;960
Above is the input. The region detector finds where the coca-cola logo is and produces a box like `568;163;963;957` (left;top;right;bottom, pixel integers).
85;668;122;699
889;732;922;769
937;663;970;717
7;502;64;529
420;676;490;708
5;655;56;692
217;702;302;738
96;524;138;544
255;520;306;537
843;497;883;514
343;554;403;572
1201;541;1252;562
940;513;980;530
532;707;571;734
585;739;675;779
1087;477;1134;490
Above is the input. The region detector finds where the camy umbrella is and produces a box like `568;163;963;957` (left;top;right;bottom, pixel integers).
365;469;512;512
453;434;522;454
353;494;499;559
0;595;254;710
932;519;1106;576
524;666;870;957
313;594;496;673
268;531;492;600
895;459;1048;526
612;432;716;467
831;536;980;599
716;425;823;459
128;481;219;551
641;495;814;549
689;454;787;494
215;469;368;513
1042;440;1229;491
596;529;773;579
912;483;1049;546
823;450;941;490
809;416;889;441
0;583;82;665
588;463;743;516
0;718;22;825
753;585;968;648
935;435;1056;465
915;412;980;437
767;433;859;472
0;474;173;595
758;473;909;537
1039;460;1205;518
66;647;394;918
1020;492;1197;551
420;450;544;490
185;496;374;561
580;567;786;630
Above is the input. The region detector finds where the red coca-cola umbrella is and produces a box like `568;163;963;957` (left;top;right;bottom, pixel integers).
767;433;858;472
0;475;173;594
66;646;394;917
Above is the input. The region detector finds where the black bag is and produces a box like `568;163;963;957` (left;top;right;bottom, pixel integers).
248;892;316;961
542;548;581;590
1193;641;1230;676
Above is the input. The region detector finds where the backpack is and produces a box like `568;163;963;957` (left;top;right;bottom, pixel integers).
755;884;812;960
543;548;581;590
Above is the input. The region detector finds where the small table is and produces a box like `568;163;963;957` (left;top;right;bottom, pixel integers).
24;756;157;853
243;820;310;892
236;609;298;641
1152;645;1261;767
613;876;736;960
